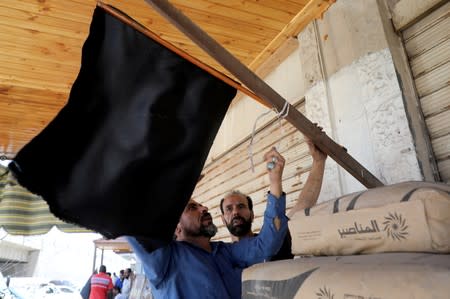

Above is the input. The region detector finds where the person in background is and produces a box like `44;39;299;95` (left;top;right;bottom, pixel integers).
80;269;97;299
111;286;121;298
89;265;113;299
111;272;118;284
220;137;327;259
114;269;124;293
115;268;134;299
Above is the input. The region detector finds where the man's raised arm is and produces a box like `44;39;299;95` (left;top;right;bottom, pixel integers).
288;137;327;218
229;148;288;265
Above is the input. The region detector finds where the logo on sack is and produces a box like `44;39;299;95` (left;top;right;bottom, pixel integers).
316;286;334;299
383;212;408;240
337;220;380;238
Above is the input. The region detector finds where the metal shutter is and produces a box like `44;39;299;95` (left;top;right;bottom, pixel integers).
402;3;450;183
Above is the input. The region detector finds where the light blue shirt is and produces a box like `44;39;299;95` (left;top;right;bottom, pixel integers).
128;193;288;299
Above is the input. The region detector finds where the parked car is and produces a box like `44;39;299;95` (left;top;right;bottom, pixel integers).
0;272;22;299
35;283;81;299
4;277;80;299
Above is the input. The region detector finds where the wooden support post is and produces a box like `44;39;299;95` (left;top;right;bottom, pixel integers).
92;246;97;273
144;0;384;188
100;248;104;266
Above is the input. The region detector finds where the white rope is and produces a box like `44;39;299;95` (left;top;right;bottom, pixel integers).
278;101;290;118
247;101;290;172
275;101;289;149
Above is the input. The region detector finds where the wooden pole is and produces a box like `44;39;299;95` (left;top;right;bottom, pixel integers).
144;0;384;188
100;248;104;266
92;246;97;273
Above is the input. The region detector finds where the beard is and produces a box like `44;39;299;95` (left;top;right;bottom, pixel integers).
184;213;218;238
199;222;218;238
226;216;252;237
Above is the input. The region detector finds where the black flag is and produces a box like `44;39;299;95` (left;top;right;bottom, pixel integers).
9;5;236;243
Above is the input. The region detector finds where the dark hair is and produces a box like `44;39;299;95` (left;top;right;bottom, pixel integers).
220;190;253;214
99;265;107;273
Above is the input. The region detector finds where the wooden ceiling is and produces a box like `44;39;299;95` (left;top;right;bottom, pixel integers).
0;0;334;157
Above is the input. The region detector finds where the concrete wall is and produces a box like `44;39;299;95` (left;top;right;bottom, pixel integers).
302;0;422;196
297;21;341;201
207;47;307;163
209;0;425;201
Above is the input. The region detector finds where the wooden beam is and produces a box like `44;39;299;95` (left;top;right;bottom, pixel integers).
144;0;384;188
248;0;335;71
231;0;334;105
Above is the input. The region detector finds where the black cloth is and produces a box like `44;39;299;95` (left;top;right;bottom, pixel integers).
9;5;236;243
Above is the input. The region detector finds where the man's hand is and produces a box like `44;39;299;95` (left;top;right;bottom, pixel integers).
305;137;327;163
263;147;285;198
305;124;327;163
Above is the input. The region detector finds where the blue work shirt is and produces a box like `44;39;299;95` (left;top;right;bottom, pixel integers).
114;277;122;290
128;193;288;299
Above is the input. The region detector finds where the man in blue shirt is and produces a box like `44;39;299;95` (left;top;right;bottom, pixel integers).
128;148;288;299
220;137;327;261
114;270;123;292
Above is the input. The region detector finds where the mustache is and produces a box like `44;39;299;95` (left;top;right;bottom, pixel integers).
201;213;213;221
231;216;245;222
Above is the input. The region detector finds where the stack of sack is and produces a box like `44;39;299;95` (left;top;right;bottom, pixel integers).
242;181;450;299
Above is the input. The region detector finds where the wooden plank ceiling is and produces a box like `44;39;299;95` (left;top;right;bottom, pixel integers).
0;0;334;157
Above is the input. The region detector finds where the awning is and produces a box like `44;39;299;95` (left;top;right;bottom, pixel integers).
0;165;89;235
94;237;133;254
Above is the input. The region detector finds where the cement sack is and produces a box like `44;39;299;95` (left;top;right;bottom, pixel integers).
289;181;450;255
242;253;450;299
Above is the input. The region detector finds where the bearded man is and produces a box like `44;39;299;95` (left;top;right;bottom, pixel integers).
220;139;327;260
128;147;288;299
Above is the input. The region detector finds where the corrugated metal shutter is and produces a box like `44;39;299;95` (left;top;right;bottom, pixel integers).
402;2;450;183
193;101;310;241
